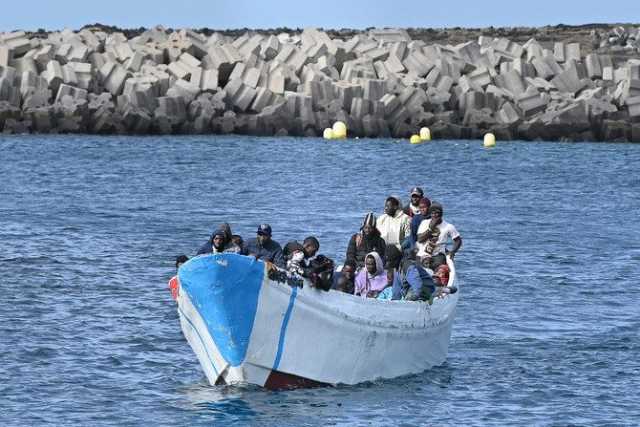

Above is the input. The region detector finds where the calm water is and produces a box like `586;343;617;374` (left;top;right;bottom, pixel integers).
1;135;639;426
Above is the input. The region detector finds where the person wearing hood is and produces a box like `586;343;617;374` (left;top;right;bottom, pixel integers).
243;224;285;268
197;223;242;255
403;187;429;218
354;252;390;298
346;213;387;269
376;196;411;250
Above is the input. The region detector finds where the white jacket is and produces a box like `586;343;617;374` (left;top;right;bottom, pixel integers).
376;210;411;249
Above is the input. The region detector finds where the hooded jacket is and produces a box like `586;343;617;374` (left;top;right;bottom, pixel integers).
346;213;387;268
197;223;242;255
376;208;411;249
354;252;388;297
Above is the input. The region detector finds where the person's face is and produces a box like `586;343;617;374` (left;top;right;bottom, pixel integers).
362;224;374;236
303;242;318;258
411;194;421;206
365;256;377;274
213;235;225;248
419;203;429;216
384;200;398;216
342;265;355;280
431;210;442;222
257;233;271;245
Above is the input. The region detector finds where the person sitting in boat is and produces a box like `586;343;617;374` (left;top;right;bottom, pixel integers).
354;252;390;298
244;223;285;268
416;202;462;270
168;255;189;300
302;236;320;263
432;264;453;298
346;213;386;270
377;196;411;251
332;260;356;294
197;223;242;255
392;257;436;301
402;187;429;218
283;241;306;276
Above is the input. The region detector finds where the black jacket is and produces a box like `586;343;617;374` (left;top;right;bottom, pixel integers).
345;232;387;269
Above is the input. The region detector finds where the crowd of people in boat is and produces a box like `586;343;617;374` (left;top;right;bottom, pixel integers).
170;187;462;303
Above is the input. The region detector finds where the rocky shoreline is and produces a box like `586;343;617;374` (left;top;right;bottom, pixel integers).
1;24;640;141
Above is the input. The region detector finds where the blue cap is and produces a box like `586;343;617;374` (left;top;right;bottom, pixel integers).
257;223;272;236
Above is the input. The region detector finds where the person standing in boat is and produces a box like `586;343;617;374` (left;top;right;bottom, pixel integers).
416;202;462;270
168;255;189;300
346;213;387;270
197;223;242;255
376;196;411;251
354;252;390;298
409;198;431;246
403;187;429;218
244;224;285;268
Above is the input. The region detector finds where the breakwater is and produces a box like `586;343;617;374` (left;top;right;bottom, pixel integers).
1;24;639;141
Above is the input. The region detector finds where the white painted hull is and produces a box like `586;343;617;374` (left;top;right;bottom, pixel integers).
176;253;458;389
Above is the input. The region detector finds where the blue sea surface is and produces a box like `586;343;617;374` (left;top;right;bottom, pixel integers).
1;135;639;426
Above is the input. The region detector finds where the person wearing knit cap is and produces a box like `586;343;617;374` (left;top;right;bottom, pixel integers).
376;196;411;251
416;202;462;270
345;213;387;270
197;222;242;255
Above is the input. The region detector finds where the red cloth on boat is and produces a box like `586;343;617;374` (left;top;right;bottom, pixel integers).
168;276;179;300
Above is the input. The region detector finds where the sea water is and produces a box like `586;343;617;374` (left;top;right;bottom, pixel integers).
1;135;639;426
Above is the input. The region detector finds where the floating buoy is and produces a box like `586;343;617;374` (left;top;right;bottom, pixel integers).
332;121;347;139
483;132;496;148
419;127;431;141
410;134;422;144
323;128;334;139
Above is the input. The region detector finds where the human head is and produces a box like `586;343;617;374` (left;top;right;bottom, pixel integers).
302;236;320;258
429;202;443;219
175;255;189;270
365;255;377;275
361;212;377;237
212;230;226;250
218;223;232;244
342;260;357;280
257;223;272;244
433;264;450;286
410;187;424;206
418;198;431;216
231;234;243;247
384;196;400;216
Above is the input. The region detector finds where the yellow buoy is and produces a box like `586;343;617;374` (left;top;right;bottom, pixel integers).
483;132;496;148
332;121;347;139
419;127;431;141
323;128;334;139
410;134;422;144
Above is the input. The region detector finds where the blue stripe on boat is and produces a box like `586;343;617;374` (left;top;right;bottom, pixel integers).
178;306;219;376
178;254;264;367
272;286;298;371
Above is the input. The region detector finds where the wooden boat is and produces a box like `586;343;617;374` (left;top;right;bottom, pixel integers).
175;253;459;389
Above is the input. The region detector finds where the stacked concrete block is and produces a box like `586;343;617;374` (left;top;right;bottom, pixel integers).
554;42;580;63
532;54;563;80
0;32;32;60
517;88;549;117
99;61;129;96
55;84;88;104
203;44;242;83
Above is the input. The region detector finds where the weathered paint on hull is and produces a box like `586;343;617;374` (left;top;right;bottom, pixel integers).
177;253;458;389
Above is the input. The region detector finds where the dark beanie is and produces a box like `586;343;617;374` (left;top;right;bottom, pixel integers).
303;236;320;249
429;202;443;215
